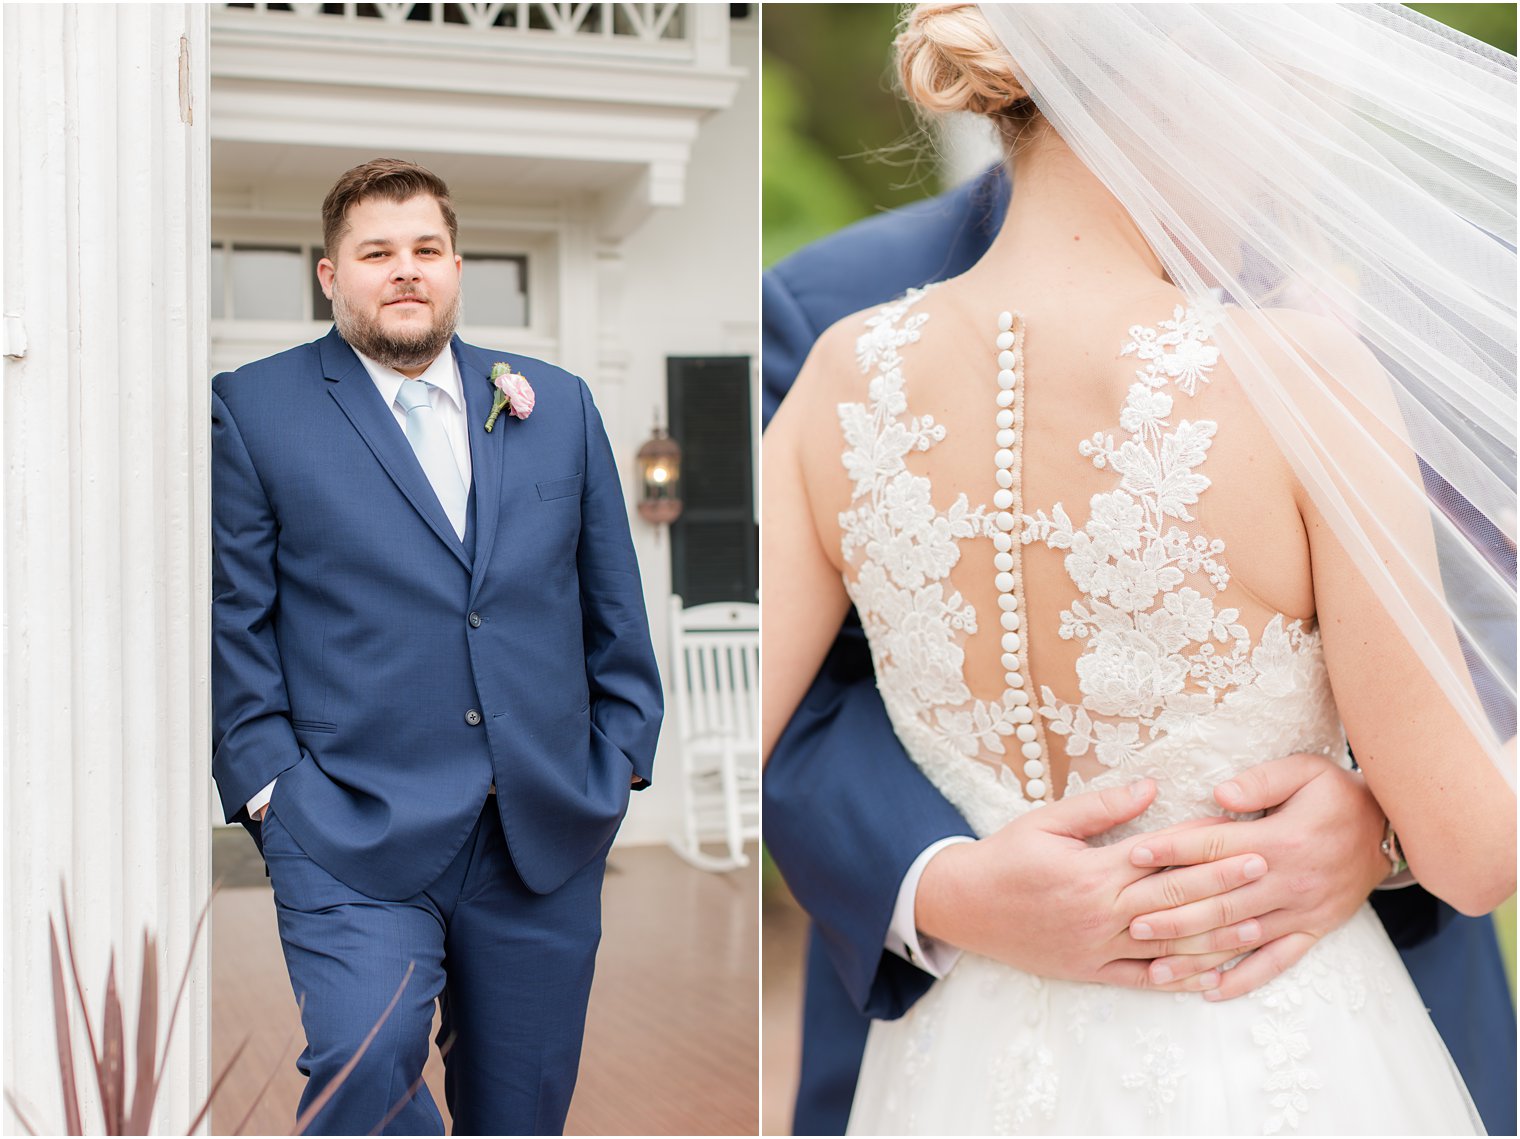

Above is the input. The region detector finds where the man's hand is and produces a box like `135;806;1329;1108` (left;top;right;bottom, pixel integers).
915;779;1262;993
1125;753;1389;1001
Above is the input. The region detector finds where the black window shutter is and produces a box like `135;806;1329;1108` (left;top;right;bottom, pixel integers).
667;357;757;607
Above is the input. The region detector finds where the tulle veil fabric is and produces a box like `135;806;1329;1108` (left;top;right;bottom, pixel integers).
978;3;1517;772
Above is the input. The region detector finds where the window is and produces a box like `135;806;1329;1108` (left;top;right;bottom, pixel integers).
463;255;529;327
209;242;530;327
219;245;307;321
210;242;316;322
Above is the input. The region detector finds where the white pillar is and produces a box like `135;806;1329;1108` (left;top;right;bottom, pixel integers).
690;2;733;71
3;4;211;1134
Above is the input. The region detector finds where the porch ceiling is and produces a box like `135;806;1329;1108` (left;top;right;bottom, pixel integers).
212;139;640;211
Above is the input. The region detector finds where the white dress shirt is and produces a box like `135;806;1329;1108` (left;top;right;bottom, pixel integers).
354;345;474;529
888;836;974;978
245;345;473;821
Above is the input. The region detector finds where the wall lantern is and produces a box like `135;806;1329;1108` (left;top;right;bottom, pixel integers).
636;420;683;527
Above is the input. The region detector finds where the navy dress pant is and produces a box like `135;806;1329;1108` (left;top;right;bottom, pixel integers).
261;798;606;1136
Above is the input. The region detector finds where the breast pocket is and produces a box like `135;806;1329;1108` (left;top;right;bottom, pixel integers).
290;718;337;735
536;473;584;501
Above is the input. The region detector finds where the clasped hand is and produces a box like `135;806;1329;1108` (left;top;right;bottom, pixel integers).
915;753;1390;1000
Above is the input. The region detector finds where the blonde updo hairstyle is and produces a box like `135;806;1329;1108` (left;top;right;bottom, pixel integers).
895;2;1045;154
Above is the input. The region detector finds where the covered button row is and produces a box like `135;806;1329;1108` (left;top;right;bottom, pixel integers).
995;310;1045;803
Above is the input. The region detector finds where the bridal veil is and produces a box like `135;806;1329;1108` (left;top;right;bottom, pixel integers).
977;3;1517;775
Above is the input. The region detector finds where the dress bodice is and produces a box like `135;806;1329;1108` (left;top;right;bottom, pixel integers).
837;291;1480;1137
836;289;1348;838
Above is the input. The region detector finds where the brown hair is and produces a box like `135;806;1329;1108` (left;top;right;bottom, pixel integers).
895;2;1044;154
320;158;459;260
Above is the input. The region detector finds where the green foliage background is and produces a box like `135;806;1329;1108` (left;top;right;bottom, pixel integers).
763;3;1518;269
761;3;1517;997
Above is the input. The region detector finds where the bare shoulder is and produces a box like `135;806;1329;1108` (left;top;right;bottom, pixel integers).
1106;296;1391;448
1231;306;1389;398
1091;286;1266;413
771;294;924;457
1228;306;1410;495
786;301;887;413
766;299;913;560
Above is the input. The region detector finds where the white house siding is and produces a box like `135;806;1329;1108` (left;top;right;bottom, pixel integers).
3;5;213;1133
619;17;760;845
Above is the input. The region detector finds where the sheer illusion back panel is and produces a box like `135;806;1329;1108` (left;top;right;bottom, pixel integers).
830;281;1326;817
828;284;1482;1139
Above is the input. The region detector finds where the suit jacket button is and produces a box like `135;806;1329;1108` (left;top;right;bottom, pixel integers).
465;709;483;726
468;611;483;628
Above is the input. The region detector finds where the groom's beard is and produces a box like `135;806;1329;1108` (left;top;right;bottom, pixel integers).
331;281;459;373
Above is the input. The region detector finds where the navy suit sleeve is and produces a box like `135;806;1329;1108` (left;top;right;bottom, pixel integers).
210;385;307;822
1367;882;1458;949
762;267;972;1020
761;269;816;426
764;630;973;1019
575;379;663;787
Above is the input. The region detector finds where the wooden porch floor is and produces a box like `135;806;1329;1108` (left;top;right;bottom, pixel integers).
761;879;806;1137
210;829;759;1135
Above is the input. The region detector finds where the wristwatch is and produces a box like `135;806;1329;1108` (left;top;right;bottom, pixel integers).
1380;818;1409;879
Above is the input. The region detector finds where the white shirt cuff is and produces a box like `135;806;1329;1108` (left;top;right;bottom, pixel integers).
887;835;976;979
246;778;277;820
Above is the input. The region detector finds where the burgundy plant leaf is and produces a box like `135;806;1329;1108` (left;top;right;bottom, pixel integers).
57;884;103;1112
33;885;218;1136
182;1035;249;1137
149;884;217;1112
126;931;159;1134
293;962;415;1136
100;951;125;1133
231;993;306;1136
4;1089;43;1136
366;1030;453;1137
49;919;83;1136
365;1068;430;1137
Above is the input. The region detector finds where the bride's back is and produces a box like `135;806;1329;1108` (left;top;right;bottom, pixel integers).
802;267;1336;828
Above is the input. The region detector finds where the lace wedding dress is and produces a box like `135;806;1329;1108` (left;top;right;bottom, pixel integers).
837;289;1483;1135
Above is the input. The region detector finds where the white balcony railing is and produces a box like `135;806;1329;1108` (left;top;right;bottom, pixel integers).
217;2;688;44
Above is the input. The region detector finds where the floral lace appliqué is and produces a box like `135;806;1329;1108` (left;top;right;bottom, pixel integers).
1120;1027;1188;1120
1240;921;1394;1133
1251;1007;1323;1134
840;297;1337;841
1023;305;1266;765
839;291;1039;832
840;292;988;716
990;1042;1059;1134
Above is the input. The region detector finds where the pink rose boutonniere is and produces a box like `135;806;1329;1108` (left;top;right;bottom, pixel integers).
485;362;535;432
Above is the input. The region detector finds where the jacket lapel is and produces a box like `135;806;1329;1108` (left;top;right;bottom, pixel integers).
456;338;505;606
320;328;472;572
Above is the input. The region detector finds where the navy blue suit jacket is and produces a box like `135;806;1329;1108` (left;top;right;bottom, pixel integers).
763;168;1516;1135
212;328;662;902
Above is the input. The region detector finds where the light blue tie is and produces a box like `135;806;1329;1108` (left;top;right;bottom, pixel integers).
394;380;468;539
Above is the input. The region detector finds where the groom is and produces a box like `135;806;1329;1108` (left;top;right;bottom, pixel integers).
212;159;662;1135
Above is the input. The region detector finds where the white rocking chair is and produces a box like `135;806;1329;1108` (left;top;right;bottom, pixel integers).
667;595;760;872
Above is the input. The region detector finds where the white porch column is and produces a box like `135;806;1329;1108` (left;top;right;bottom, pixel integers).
3;4;211;1134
